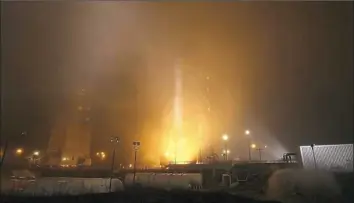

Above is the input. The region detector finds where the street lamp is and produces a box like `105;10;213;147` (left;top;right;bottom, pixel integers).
31;151;40;167
249;143;257;161
132;141;141;184
96;152;106;160
245;130;252;161
101;152;106;159
255;145;267;161
109;136;120;192
222;134;229;160
15;148;23;155
222;150;230;159
223;149;230;154
1;131;27;167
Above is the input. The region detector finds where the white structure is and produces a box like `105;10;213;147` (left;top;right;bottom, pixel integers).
299;144;353;172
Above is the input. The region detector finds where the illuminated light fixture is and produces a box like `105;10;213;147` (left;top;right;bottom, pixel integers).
223;150;230;154
15;148;23;155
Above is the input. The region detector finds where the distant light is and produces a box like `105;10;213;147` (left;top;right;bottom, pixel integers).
129;164;133;168
245;130;250;135
110;137;120;143
251;144;256;149
206;76;210;80
96;152;106;159
164;152;169;157
77;106;83;111
15;148;23;155
33;151;39;156
264;145;267;148
223;150;230;154
62;157;68;161
222;134;229;141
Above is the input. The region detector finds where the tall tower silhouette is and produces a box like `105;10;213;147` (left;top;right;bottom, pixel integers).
46;87;92;166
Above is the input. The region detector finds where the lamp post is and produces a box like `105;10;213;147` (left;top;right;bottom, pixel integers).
109;136;120;192
222;134;229;160
31;151;40;168
256;146;266;161
245;130;252;160
223;150;230;160
250;143;256;161
132;141;140;185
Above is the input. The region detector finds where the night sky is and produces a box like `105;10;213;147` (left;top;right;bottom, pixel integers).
1;2;353;158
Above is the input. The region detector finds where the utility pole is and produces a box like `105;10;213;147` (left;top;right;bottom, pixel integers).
109;136;120;192
245;130;252;161
132;141;140;185
256;148;264;161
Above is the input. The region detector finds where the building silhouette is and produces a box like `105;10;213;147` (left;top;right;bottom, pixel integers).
46;88;92;166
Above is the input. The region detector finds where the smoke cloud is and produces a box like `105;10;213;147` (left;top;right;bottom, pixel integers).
266;169;342;203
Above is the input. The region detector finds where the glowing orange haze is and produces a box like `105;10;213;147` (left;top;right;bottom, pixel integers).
137;58;238;165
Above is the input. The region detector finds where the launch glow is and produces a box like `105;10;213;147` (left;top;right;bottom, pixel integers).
162;61;200;163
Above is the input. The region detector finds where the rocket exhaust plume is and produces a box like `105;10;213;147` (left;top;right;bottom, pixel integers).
173;60;183;163
174;61;183;129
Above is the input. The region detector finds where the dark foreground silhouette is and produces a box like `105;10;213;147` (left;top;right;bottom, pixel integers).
1;190;280;203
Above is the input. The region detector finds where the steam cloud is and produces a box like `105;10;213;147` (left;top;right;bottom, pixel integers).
266;169;342;203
